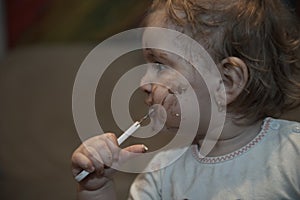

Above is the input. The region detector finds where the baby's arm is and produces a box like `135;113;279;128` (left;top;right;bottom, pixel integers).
71;133;147;200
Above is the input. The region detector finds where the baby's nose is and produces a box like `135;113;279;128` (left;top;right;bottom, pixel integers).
140;72;153;94
140;83;153;105
140;82;152;94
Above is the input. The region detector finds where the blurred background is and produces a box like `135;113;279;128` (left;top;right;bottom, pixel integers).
0;0;299;200
0;0;152;199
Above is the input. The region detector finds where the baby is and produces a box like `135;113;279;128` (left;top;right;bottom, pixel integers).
71;0;300;199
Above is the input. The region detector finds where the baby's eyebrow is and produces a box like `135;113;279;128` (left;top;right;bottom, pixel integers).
144;48;170;62
149;49;169;60
157;51;169;59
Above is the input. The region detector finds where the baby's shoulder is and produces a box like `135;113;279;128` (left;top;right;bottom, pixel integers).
270;117;300;136
267;118;300;154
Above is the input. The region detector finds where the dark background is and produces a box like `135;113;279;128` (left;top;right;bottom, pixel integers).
0;1;151;199
0;1;299;199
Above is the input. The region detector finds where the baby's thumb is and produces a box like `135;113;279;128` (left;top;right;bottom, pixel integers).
118;144;148;163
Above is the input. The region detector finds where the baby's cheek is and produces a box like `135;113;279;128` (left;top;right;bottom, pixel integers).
140;68;159;85
160;71;189;94
163;93;181;128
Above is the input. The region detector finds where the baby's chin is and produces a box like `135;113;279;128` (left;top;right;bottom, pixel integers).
151;116;181;134
149;97;181;132
165;118;180;130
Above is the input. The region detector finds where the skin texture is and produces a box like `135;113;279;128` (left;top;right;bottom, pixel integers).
140;47;212;133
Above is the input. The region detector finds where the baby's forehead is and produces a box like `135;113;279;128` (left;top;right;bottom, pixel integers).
142;27;197;60
142;25;189;51
145;9;167;27
142;8;216;73
142;8;198;50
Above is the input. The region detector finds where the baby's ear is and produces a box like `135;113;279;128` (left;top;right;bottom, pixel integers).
218;57;249;105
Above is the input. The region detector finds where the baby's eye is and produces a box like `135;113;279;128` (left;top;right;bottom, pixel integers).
154;62;168;71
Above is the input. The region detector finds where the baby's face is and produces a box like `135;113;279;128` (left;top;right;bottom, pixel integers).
140;8;216;135
140;47;212;132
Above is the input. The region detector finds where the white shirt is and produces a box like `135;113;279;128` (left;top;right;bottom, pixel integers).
129;118;300;200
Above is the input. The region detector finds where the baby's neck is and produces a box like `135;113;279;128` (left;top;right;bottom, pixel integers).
198;118;264;157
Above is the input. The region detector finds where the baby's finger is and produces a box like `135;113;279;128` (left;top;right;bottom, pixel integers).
104;133;118;145
94;139;114;168
118;144;148;163
82;146;105;175
71;152;95;176
103;133;122;162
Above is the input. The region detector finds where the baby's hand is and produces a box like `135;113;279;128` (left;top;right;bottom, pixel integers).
71;133;147;191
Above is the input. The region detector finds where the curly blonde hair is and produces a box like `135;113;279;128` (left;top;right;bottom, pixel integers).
146;0;300;122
